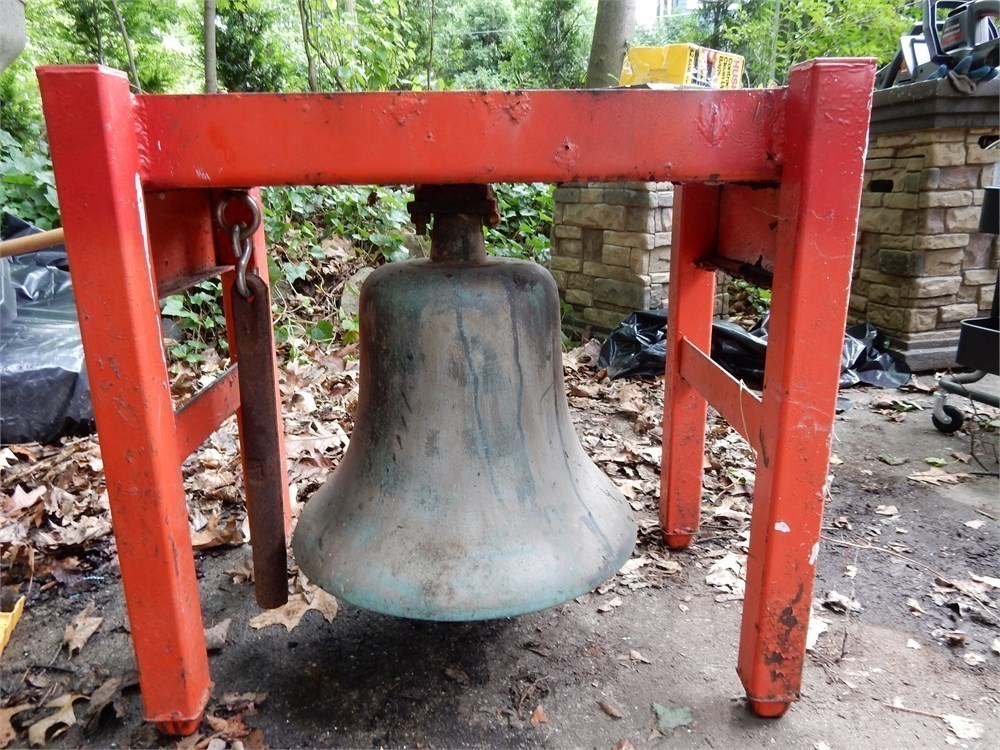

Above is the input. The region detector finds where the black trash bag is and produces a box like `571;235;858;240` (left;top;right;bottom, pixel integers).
749;313;911;389
0;212;95;444
596;310;768;383
709;320;768;388
597;309;668;380
841;322;911;388
598;309;910;390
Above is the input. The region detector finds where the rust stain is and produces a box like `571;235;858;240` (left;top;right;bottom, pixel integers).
387;94;426;126
553;139;579;170
697;100;733;148
502;93;531;124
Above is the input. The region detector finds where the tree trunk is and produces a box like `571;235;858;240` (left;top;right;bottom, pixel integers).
92;0;104;66
297;0;319;92
107;0;141;92
766;0;783;85
427;0;435;89
204;0;217;93
585;0;636;88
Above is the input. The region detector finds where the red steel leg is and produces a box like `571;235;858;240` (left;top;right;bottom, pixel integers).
737;60;875;716
38;66;211;734
660;184;720;549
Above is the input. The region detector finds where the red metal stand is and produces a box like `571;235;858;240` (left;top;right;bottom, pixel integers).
37;59;874;732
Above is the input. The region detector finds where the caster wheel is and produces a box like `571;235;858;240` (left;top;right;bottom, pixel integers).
932;404;965;434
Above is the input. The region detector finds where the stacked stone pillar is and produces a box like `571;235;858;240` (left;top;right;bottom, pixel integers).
850;79;999;369
549;182;674;332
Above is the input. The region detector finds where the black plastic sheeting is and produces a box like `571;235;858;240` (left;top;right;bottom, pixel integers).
597;309;911;389
1;213;94;444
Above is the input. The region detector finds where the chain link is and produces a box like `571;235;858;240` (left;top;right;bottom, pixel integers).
215;192;262;299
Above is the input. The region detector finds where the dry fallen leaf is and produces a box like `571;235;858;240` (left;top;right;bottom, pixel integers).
806;610;829;651
598;701;623;719
628;649;651;664
248;594;312;632
597;596;623;613
821;591;862;614
874;504;899;516
204;712;251;740
64;604;102;657
906;467;970;486
190;514;245;551
529;704;548;727
0;704;33;749
204;618;232;651
963;519;986;530
906;639;921;650
943;714;984;740
82;676;126;734
962;652;986;667
612;741;636;750
218;692;268;714
248;586;338;633
618;556;651;576
2;486;46;516
303;586;339;623
28;694;87;748
971;573;1000;589
225;555;255;585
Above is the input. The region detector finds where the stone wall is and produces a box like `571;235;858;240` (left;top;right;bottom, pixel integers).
549;182;674;332
850;79;999;369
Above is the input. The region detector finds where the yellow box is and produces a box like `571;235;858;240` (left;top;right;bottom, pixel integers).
620;44;745;89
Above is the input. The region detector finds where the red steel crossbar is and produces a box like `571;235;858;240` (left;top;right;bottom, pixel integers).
36;59;875;732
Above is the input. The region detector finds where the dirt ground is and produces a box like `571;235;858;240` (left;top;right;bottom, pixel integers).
1;372;998;749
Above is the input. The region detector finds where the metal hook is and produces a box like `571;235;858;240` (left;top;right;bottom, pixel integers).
215;192;262;244
215;192;262;299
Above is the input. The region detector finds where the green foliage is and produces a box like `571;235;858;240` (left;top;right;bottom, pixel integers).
486;183;553;262
57;0;189;92
0;0;79;143
339;311;360;345
697;0;735;50
299;0;418;91
633;12;701;47
217;0;299;92
505;0;591;88
161;279;228;365
0;131;59;229
432;0;516;88
729;278;772;315
263;185;412;263
724;0;917;85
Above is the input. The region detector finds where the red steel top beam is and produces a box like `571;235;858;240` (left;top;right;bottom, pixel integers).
136;89;782;188
38;65;796;189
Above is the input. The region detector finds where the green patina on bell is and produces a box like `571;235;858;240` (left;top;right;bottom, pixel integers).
293;185;635;621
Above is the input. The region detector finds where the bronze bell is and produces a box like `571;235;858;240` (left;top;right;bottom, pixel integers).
293;185;635;621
